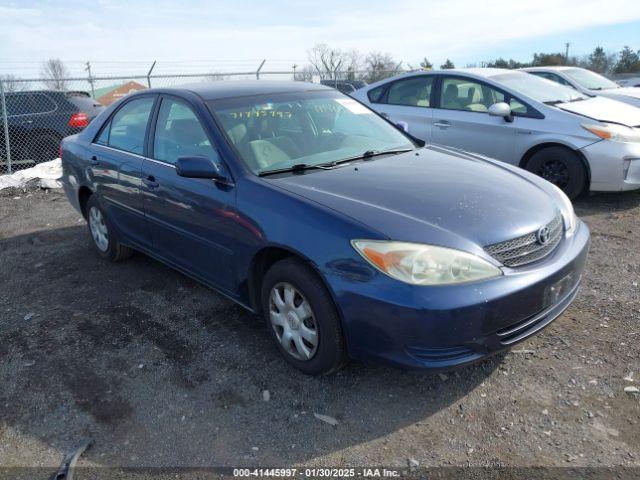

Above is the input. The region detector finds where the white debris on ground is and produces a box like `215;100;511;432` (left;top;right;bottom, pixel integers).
0;159;62;191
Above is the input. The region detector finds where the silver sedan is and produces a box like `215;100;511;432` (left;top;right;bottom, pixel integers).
522;66;640;107
352;68;640;198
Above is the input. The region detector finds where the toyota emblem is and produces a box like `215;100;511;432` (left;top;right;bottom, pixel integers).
537;226;551;245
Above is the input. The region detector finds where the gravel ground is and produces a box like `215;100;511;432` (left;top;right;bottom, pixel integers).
0;187;639;475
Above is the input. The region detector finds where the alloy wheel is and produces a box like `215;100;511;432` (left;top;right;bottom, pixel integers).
538;160;570;189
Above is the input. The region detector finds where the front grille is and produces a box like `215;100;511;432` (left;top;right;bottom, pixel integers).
484;213;563;267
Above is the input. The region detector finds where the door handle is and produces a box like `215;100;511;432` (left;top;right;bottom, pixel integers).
434;121;451;129
143;175;159;189
89;155;100;166
379;112;389;118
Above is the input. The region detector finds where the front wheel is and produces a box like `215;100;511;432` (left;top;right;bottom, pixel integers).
261;258;347;375
525;147;587;199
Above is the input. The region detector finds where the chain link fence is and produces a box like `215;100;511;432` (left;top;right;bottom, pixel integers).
0;68;403;174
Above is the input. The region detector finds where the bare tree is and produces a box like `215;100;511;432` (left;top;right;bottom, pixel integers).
0;74;27;92
307;43;346;80
40;58;70;90
364;52;401;83
294;65;315;82
207;71;229;81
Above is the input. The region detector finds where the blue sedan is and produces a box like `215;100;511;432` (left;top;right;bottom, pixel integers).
60;81;590;375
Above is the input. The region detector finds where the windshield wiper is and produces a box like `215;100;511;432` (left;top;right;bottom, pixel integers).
258;163;334;177
319;147;414;168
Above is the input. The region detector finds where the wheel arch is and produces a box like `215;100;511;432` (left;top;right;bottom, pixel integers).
77;185;94;219
519;142;591;188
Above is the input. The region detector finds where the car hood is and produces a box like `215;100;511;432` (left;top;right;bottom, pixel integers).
557;96;640;127
266;146;559;251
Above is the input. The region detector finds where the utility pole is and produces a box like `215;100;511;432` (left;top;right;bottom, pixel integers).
292;63;298;80
564;42;571;64
85;61;95;98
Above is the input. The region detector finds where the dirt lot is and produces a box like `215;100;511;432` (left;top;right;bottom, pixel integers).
0;186;639;474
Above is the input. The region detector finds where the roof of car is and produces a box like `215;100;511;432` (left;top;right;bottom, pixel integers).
520;66;575;72
163;80;332;100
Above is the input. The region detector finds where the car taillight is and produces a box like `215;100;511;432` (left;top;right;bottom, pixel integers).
59;144;63;159
69;112;89;128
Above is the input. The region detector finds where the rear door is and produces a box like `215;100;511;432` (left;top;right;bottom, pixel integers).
91;95;157;248
431;75;516;162
368;75;434;141
141;95;238;292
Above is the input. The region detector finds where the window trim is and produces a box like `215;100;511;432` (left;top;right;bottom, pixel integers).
91;93;158;156
147;93;222;167
433;74;544;119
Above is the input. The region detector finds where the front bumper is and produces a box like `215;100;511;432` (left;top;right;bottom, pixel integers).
325;220;590;370
580;140;640;192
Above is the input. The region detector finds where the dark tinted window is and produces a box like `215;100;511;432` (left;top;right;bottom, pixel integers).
5;94;32;116
30;94;57;113
107;97;155;155
153;98;215;164
367;85;386;103
67;94;103;111
387;76;433;107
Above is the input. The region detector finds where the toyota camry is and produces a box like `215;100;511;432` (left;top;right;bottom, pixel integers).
60;81;590;375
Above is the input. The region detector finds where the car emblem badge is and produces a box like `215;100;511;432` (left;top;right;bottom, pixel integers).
537;226;551;245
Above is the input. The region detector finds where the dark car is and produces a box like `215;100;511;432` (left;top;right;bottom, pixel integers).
60;81;589;375
1;90;104;169
320;79;366;95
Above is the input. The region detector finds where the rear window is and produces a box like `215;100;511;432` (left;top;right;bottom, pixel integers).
30;94;57;113
66;94;104;112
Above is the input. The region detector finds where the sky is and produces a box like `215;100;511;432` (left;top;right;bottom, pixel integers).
1;0;639;78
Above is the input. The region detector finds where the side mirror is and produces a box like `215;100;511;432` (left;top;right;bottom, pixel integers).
175;155;228;180
395;121;409;132
488;102;513;122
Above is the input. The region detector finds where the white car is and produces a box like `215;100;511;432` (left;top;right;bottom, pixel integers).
522;66;640;108
351;68;640;198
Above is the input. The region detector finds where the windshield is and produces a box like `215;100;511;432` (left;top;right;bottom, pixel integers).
493;72;588;104
208;90;414;175
563;68;619;90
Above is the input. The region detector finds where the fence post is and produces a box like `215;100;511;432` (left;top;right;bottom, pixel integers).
256;59;266;80
146;61;157;88
0;79;11;174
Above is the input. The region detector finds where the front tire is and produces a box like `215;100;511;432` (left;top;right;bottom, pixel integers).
261;258;347;375
85;195;133;262
525;147;587;199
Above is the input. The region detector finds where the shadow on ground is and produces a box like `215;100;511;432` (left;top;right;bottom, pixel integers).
0;225;499;467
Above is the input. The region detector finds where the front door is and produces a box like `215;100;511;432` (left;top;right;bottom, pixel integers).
431;76;516;162
141;96;238;292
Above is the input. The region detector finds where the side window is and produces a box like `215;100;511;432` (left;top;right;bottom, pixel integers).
509;98;528;114
95;121;110;145
30;94;57;113
108;97;155;155
153;98;215;164
5;94;32;116
440;77;504;113
367;85;386;104
387;76;433;107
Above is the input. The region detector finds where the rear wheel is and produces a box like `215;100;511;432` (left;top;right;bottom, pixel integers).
261;258;347;375
525;147;587;199
85;195;133;262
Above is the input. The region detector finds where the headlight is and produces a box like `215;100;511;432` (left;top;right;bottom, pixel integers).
582;123;640;143
551;184;578;235
351;240;502;286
